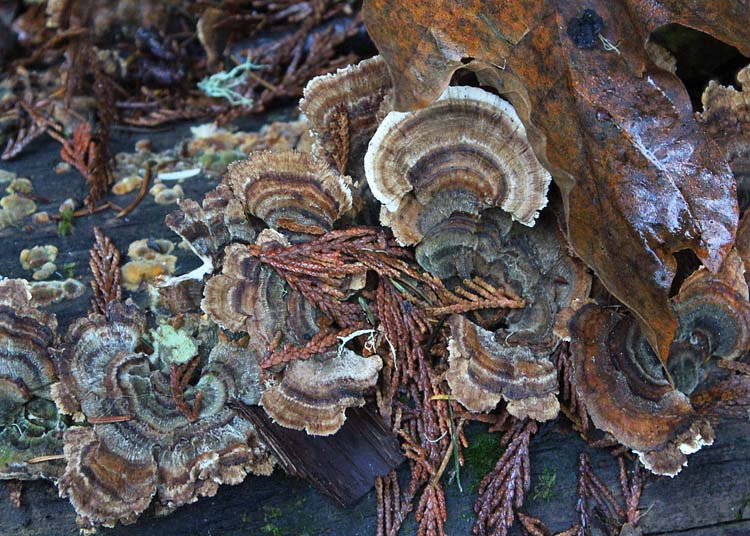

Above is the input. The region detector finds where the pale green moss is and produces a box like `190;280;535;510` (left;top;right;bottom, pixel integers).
151;324;198;365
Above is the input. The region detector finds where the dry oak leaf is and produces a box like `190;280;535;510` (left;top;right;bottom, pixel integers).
363;0;750;363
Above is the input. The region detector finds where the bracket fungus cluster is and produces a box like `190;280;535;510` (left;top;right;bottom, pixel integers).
570;306;715;476
185;139;381;436
52;302;273;529
365;86;551;246
300;55;392;178
364;87;589;421
0;279;65;481
569;250;750;476
225;150;352;240
441;210;591;422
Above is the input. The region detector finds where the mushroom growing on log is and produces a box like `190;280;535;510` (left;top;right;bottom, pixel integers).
570;305;715;477
365;85;551;245
364;89;588;421
0;279;65;481
53;302;274;530
698;64;750;211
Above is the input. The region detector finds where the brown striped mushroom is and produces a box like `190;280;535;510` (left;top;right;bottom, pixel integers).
363;87;588;421
165;183;258;281
300;55;392;176
53;302;274;530
226;150;352;241
0;279;65;481
365;85;551;245
570;305;714;477
200;154;381;436
429;208;590;421
668;250;750;393
446;314;558;421
261;348;383;436
202;233;380;436
202;240;320;349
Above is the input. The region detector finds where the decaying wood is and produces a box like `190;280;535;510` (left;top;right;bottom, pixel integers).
239;405;404;507
0;101;749;536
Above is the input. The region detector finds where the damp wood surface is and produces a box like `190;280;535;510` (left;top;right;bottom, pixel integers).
1;114;749;536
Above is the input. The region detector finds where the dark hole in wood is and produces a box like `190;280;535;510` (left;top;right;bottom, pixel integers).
649;24;748;111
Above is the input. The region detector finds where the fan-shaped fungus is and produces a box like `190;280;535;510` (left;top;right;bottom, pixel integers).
570;305;714;476
698;64;750;210
301;56;392;176
202;242;319;348
668;251;750;392
446;314;558;421
226;150;352;240
365;86;551;245
438;210;590;420
0;279;64;480
261;348;383;436
53;302;274;529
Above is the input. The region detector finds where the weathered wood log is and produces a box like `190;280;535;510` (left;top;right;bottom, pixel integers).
238;404;404;507
1;113;750;535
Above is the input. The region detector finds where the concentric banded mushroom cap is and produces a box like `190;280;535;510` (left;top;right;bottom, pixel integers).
438;210;590;421
365;85;551;245
165;183;258;277
226;150;352;240
445;314;558;421
673;252;750;362
570;305;714;476
0;279;63;480
422;209;590;347
54;302;274;529
667;251;750;392
202;242;320;349
301;55;392;175
260;348;383;436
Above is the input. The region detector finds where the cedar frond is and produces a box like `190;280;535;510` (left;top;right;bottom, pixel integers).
89;226;122;316
473;419;537;536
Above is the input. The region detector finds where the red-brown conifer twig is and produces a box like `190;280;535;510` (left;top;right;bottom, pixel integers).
453;404;512;433
517;512;581;536
88;227;122;316
473;419;537;536
376;470;411;536
425;276;524;317
169;356;203;422
58;123;113;210
576;453;624;533
556;344;589;435
618;455;645;527
260;321;368;368
416;481;447;536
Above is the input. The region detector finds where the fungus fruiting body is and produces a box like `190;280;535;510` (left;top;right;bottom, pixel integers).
698;64;750;211
570;305;714;476
53;302;274;529
364;84;589;421
225;150;352;240
365;85;551;245
441;210;590;421
0;279;65;481
260;348;383;436
301;55;393;177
